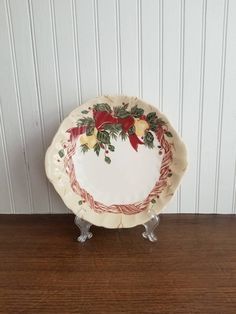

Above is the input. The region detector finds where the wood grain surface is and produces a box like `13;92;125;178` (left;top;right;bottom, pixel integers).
0;214;236;314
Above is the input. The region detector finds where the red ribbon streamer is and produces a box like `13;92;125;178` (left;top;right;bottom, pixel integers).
128;133;144;151
67;126;87;143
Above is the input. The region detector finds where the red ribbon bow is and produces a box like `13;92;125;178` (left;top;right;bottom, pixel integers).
67;111;144;151
93;110;118;130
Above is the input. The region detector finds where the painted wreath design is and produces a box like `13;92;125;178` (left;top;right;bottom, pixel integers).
56;101;174;215
62;102;173;164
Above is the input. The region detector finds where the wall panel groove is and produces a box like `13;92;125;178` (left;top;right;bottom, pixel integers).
28;0;52;213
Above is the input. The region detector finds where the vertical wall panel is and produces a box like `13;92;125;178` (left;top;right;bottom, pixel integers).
141;0;159;104
0;0;31;213
119;0;138;96
217;0;236;214
7;0;50;213
97;0;117;94
75;0;97;101
0;0;236;214
52;0;83;212
181;0;203;213
29;0;67;213
199;0;225;213
162;0;181;213
0;103;12;213
53;0;81;117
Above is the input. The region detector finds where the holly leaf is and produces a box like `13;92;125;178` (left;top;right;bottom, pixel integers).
58;149;64;158
146;112;157;123
94;143;100;156
81;110;89;114
78;200;83;205
97;130;110;144
118;110;130;118
105;156;111;164
128;125;135;135
146;113;166;131
165;131;173;137
94;103;112;113
130;105;144;118
144;131;154;148
145;131;154;143
151;199;156;204
149;123;157;132
108;144;115;152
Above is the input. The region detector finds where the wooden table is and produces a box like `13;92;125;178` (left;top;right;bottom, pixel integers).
0;214;236;314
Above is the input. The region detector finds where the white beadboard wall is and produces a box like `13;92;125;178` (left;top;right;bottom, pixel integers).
0;0;236;214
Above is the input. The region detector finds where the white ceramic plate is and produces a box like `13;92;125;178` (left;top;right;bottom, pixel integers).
45;96;187;228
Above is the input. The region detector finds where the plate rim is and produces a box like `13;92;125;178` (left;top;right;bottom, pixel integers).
45;95;188;228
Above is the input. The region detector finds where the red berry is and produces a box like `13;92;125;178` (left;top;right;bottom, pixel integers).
106;150;109;154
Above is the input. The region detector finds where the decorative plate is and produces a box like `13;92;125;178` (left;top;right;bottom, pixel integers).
45;96;187;228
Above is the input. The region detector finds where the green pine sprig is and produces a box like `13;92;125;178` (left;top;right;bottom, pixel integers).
77;117;94;127
103;123;122;140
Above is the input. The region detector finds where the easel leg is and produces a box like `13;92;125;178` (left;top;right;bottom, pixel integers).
74;216;93;243
142;215;160;242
